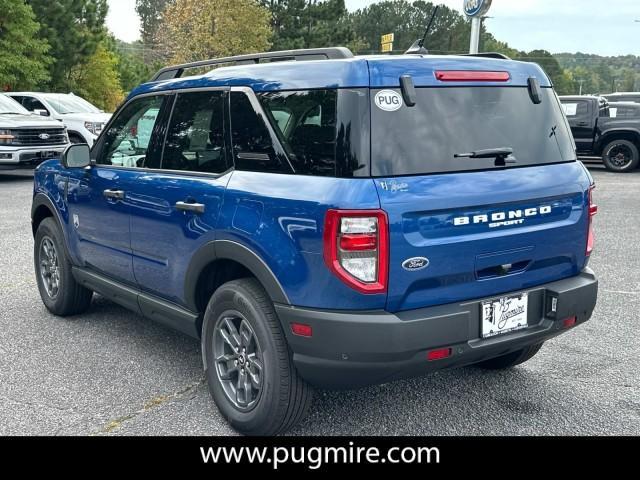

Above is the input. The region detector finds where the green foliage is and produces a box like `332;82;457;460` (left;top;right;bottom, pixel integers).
556;53;640;95
106;37;154;93
69;42;124;111
136;0;173;47
157;0;272;64
260;0;355;50
346;0;470;54
27;0;108;91
0;0;50;90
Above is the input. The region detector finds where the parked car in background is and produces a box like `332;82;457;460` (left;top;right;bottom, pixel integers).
0;94;69;171
559;95;640;172
602;92;640;104
6;92;111;146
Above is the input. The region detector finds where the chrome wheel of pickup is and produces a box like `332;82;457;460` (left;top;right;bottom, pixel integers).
39;236;60;299
213;311;264;411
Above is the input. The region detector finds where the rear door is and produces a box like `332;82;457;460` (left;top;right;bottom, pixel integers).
128;89;231;305
370;84;592;313
563;99;594;153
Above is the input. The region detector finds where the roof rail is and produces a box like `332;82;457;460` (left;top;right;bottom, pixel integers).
150;47;354;82
459;52;511;60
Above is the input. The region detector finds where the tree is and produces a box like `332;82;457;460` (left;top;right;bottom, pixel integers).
156;0;272;64
136;0;173;47
260;0;355;51
0;0;50;90
346;0;470;54
518;50;574;95
105;37;154;94
69;42;124;112
27;0;108;91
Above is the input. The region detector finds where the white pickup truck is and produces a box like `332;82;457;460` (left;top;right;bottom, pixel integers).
0;95;69;171
6;92;111;146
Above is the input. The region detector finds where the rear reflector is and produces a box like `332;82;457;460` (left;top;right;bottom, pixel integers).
290;323;313;337
435;70;510;82
427;347;452;361
563;316;577;329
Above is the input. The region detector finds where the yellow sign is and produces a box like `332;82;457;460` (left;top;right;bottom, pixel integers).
381;33;394;53
380;33;394;44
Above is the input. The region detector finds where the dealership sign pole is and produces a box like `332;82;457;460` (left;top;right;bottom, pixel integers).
464;0;492;54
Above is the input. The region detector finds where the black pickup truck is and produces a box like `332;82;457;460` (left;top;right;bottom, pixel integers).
559;95;640;172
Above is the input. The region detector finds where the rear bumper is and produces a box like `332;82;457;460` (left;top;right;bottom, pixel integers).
275;268;598;389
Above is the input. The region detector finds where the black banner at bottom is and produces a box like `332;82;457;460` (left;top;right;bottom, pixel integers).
0;436;635;472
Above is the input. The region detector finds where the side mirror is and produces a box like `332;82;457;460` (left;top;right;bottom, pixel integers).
61;143;91;169
34;109;50;117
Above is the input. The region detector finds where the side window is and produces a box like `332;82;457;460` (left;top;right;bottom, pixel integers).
98;95;165;168
229;92;288;173
22;96;48;113
561;103;578;116
259;89;338;176
575;101;589;118
162;91;228;174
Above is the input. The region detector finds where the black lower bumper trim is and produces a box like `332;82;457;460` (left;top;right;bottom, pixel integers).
275;269;598;389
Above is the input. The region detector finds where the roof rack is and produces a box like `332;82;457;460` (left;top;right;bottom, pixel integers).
459;52;511;60
150;47;354;82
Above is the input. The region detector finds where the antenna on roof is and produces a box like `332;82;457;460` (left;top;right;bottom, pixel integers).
405;5;440;55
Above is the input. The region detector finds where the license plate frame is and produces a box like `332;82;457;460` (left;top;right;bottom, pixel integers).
481;292;528;338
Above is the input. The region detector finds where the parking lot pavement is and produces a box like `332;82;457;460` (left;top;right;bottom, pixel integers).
0;165;638;436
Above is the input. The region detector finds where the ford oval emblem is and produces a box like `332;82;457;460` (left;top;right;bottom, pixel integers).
402;257;429;271
38;133;50;140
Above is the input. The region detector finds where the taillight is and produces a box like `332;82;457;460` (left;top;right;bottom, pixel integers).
586;185;597;256
435;70;510;82
323;209;388;294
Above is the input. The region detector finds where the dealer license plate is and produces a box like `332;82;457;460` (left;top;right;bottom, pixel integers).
481;293;528;338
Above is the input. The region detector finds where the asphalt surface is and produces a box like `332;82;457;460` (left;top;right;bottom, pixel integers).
0;164;638;436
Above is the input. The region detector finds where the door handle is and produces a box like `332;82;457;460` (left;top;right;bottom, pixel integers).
577;121;589;126
175;201;205;214
103;189;125;200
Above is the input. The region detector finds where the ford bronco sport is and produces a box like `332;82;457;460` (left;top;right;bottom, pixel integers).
31;47;598;435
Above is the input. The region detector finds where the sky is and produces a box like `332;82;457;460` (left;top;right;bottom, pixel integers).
106;0;640;56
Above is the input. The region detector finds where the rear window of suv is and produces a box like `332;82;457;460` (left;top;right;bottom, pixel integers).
371;87;576;177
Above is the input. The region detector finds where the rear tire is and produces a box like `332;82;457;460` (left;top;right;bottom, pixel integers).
475;343;543;370
601;139;639;172
202;278;314;435
34;217;93;316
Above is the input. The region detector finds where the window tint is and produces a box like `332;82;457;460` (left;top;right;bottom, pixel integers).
259;90;338;176
22;97;48;113
98;95;165;168
230;92;288;173
574;101;589;117
610;105;639;118
371;87;576;176
162;91;228;173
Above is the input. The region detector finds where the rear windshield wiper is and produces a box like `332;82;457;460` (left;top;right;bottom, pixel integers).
454;147;516;165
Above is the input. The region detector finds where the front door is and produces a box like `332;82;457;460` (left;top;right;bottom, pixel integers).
67;94;170;284
128;89;231;305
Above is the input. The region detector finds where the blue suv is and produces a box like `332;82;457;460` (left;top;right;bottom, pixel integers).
31;47;598;435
